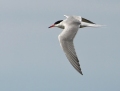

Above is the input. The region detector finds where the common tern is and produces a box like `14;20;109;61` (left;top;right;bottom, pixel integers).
49;15;102;75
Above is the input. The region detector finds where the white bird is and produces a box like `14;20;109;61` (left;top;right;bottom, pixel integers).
49;15;102;75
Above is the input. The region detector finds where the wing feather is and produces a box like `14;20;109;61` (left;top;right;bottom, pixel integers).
82;17;95;24
58;25;83;75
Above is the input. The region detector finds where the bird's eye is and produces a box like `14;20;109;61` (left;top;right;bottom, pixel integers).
54;20;63;24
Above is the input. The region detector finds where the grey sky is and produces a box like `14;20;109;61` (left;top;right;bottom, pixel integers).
0;0;120;91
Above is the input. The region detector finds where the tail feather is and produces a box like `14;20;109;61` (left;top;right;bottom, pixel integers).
80;22;106;28
89;24;106;27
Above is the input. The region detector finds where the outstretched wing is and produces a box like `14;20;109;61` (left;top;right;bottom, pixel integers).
58;25;83;75
82;17;95;24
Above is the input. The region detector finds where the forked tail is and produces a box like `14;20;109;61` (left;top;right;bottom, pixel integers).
88;24;106;28
80;21;106;28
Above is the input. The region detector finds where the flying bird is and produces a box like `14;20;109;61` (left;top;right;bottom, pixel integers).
49;15;102;75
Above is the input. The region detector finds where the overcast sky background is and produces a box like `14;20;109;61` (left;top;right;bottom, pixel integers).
0;0;120;91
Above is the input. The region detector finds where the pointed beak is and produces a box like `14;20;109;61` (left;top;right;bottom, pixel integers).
48;24;55;28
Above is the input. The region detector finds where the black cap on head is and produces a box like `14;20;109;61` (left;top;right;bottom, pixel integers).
54;20;63;24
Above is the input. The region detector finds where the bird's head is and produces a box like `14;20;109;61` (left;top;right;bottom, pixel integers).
48;20;64;29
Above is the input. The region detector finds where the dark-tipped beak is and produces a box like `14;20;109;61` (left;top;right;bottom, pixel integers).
48;24;55;28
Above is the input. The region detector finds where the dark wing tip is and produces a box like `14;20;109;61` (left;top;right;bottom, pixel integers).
78;68;83;75
80;72;83;75
82;18;95;24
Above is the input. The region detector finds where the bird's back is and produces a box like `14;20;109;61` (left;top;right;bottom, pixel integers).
63;16;81;26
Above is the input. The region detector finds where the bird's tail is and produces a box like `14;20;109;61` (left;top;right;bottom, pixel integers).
88;24;106;28
80;22;106;28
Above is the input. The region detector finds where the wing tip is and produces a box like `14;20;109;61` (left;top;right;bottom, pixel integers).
81;73;83;75
79;71;83;75
64;15;69;18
